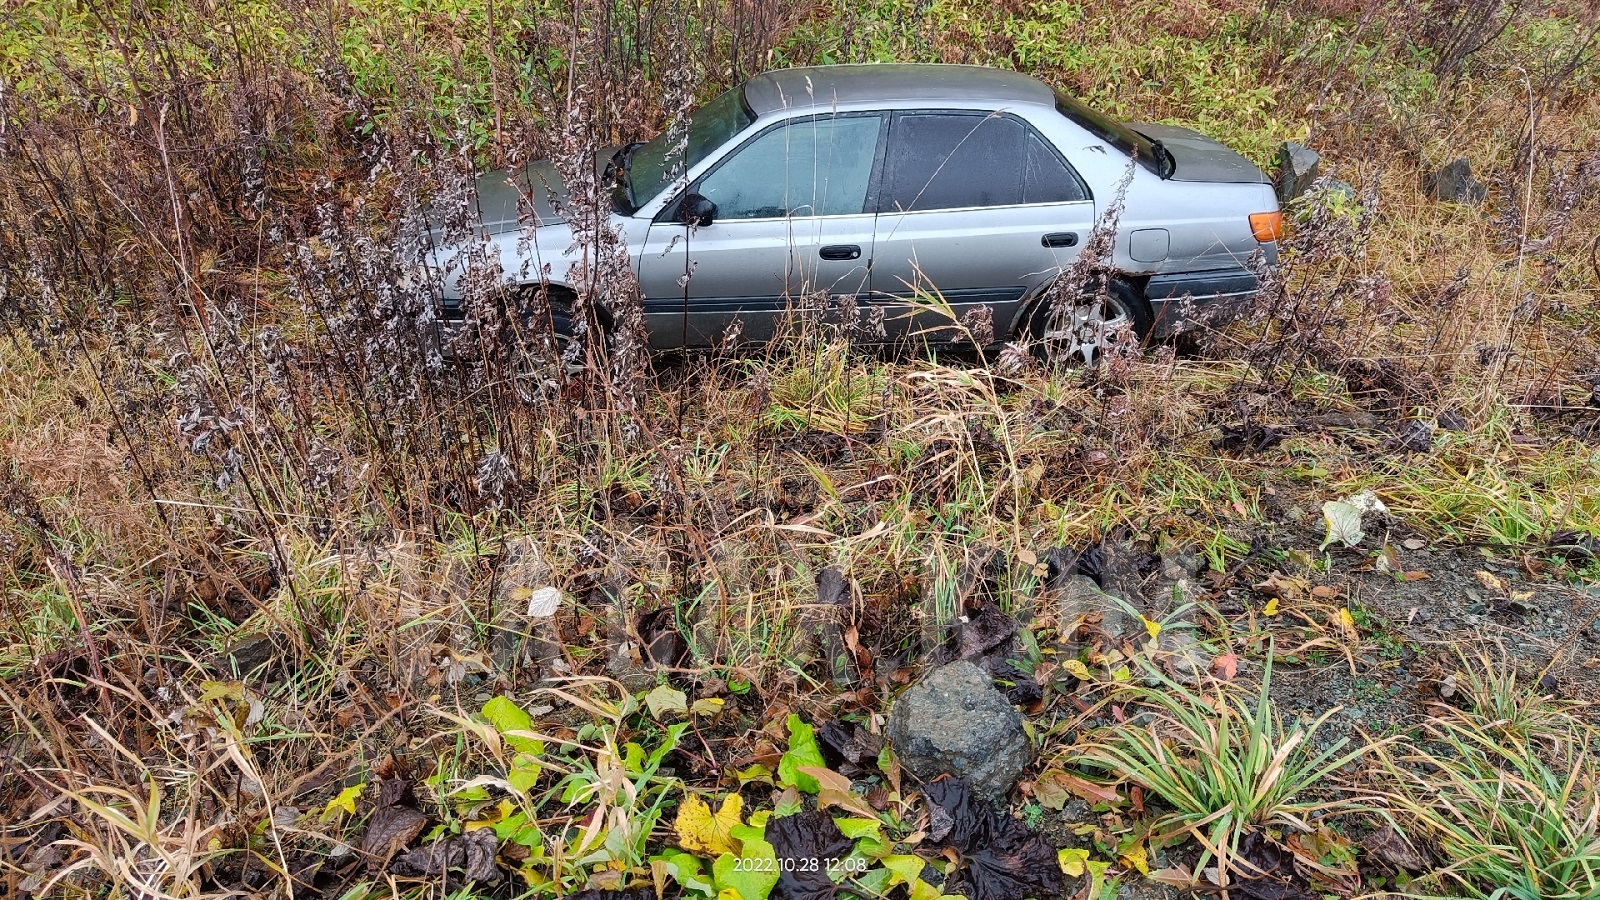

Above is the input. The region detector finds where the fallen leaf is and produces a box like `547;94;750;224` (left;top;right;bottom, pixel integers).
1118;840;1150;875
645;684;688;720
1401;538;1426;551
799;766;879;819
766;809;852;900
691;697;726;718
1310;585;1338;599
1362;824;1432;873
1474;570;1508;594
1334;607;1359;641
1256;572;1308;600
1057;847;1089;876
1263;598;1280;617
1034;775;1071;811
1140;616;1162;640
1049;770;1120;804
321;783;364;821
714;822;780;900
1211;654;1239;681
1320;501;1366;550
815;719;884;774
1228;831;1314;899
922;779;1057;900
391;829;501;883
360;780;429;869
481;696;545;755
778;715;826;794
1063;659;1092;681
675;793;744;857
523;586;561;618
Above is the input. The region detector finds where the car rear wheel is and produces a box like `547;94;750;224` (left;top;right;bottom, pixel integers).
1024;277;1152;366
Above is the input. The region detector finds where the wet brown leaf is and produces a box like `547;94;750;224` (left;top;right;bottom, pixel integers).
360;775;428;864
1362;825;1431;873
923;779;1057;900
768;810;853;900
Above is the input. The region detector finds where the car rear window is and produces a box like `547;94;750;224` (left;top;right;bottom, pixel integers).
1052;90;1167;178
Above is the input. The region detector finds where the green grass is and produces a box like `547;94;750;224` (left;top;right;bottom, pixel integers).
1377;688;1600;900
1070;651;1379;889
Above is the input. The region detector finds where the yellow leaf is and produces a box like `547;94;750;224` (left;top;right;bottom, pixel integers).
675;793;743;856
319;783;364;821
1335;607;1359;641
1140;616;1162;640
465;799;513;831
1263;597;1280;616
692;697;726;717
718;890;744;900
1063;659;1092;681
1058;847;1090;876
1119;842;1150;875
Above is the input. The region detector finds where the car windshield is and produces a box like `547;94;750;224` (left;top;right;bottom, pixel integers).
1053;90;1173;179
621;86;754;212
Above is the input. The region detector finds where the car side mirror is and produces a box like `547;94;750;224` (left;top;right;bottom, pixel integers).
680;193;717;227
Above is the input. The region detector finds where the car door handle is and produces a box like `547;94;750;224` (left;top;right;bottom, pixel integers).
820;244;861;260
1042;232;1079;248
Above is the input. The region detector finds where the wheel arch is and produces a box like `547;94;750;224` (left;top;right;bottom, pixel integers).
1008;270;1154;339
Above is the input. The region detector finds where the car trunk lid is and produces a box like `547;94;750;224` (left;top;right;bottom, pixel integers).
1130;123;1268;184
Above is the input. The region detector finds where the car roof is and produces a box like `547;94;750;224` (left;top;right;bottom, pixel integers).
740;64;1056;115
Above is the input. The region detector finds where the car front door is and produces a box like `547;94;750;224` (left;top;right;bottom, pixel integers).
637;113;885;348
870;111;1096;343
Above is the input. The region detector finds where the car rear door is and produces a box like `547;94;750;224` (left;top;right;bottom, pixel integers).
870;111;1096;343
637;113;885;348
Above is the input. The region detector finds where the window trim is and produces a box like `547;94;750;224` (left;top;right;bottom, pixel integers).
876;109;1093;215
654;111;890;225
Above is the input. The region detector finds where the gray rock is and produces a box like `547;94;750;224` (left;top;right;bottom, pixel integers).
1324;179;1357;204
1275;142;1320;203
1055;574;1132;645
224;634;279;679
886;660;1031;798
1423;158;1487;204
1157;628;1210;686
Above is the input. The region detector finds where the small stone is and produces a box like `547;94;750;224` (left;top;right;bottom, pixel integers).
1275;142;1321;203
1324;179;1357;203
224;635;279;679
886;660;1032;799
1158;628;1209;686
1422;158;1488;205
1391;419;1434;452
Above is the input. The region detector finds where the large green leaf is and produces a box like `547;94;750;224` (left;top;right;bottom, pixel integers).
481;695;544;755
712;821;780;900
777;714;825;794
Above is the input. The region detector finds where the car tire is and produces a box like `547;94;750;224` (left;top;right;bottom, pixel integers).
1022;276;1153;366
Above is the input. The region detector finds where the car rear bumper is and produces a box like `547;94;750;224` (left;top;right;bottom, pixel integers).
1146;266;1268;339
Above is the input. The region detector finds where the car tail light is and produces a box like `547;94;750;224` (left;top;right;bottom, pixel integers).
1249;211;1283;243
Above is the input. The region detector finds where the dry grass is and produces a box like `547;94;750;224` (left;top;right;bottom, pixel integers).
2;0;1599;897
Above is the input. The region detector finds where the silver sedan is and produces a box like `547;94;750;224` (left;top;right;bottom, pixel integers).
432;64;1281;361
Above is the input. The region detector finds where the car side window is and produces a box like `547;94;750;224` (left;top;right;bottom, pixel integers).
1023;129;1090;203
883;113;1025;212
882;113;1090;212
695;115;881;220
